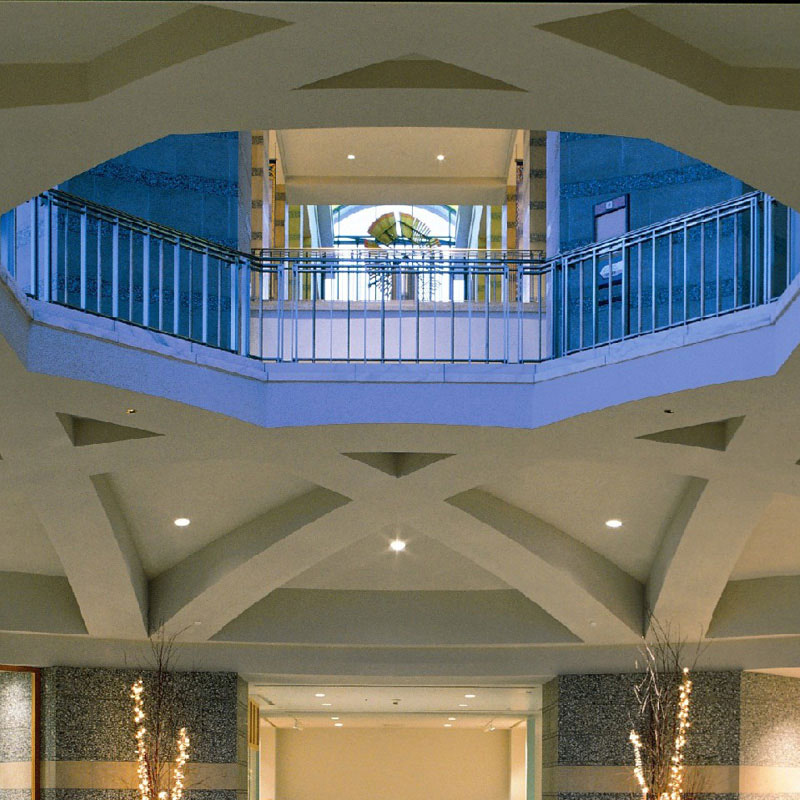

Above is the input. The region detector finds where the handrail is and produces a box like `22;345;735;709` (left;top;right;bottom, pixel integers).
555;191;763;260
0;189;795;364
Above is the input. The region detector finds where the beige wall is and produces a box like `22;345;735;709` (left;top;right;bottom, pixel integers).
259;721;276;800
509;724;527;800
276;728;510;800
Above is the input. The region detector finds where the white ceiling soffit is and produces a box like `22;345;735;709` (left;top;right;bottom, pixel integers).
277;127;515;205
263;714;525;729
250;684;542;715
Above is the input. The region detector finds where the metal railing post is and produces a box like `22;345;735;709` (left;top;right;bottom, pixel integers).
42;195;51;301
30;197;39;298
238;256;251;357
764;195;774;301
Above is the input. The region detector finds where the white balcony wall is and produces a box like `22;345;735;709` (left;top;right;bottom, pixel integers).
248;302;548;363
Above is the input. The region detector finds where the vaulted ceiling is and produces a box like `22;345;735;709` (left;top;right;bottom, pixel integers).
3;276;800;680
2;1;800;684
2;3;800;213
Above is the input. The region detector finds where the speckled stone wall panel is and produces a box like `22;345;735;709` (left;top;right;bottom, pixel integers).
741;673;800;768
0;790;35;800
558;133;747;252
235;678;247;800
548;672;744;800
41;667;238;764
40;791;235;800
0;672;32;762
556;672;740;767
58;133;240;250
0;671;32;763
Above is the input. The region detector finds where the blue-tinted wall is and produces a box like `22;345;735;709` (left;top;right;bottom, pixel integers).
559;133;749;252
59;133;241;250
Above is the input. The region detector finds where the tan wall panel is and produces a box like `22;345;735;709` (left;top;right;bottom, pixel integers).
39;761;239;790
0;761;32;790
549;765;740;794
276;728;510;800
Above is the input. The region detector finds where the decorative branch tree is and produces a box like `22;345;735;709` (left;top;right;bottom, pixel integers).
130;632;191;800
628;620;704;800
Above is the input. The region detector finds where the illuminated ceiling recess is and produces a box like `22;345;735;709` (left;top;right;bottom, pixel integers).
276;127;516;205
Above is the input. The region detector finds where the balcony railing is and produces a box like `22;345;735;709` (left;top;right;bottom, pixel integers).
0;189;797;364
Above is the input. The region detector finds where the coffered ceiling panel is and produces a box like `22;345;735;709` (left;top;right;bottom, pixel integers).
107;460;316;578
484;466;692;582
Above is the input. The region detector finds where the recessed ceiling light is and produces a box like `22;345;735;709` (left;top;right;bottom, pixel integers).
458;703;468;707
347;154;355;160
605;519;623;529
322;702;332;706
443;723;452;727
315;693;326;698
448;717;456;721
174;518;190;527
436;154;445;161
464;693;476;698
331;716;339;720
334;722;343;727
390;539;406;552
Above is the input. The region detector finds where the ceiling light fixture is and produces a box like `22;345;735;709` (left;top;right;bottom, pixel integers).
322;702;332;706
448;717;456;721
458;703;468;708
605;519;623;529
444;723;452;728
331;716;339;720
174;518;191;527
436;154;445;161
390;539;406;552
347;154;355;160
334;722;343;727
464;693;476;698
315;693;326;698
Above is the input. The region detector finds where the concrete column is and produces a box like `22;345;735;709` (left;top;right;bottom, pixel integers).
545;132;560;258
238;132;252;253
40;666;243;800
543;672;743;800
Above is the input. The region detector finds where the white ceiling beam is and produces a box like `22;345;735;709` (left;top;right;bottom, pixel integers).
436;490;644;644
27;473;149;638
149;488;368;641
646;476;772;637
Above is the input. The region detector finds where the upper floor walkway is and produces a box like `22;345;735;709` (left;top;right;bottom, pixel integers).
1;188;798;368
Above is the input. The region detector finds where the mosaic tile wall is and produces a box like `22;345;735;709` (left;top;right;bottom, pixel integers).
740;672;800;800
40;667;245;800
0;670;33;800
558;133;748;252
59;133;242;251
543;672;743;800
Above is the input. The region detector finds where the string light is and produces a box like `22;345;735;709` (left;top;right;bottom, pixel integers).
131;679;152;800
629;730;648;799
172;728;190;800
629;666;692;800
131;678;191;800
